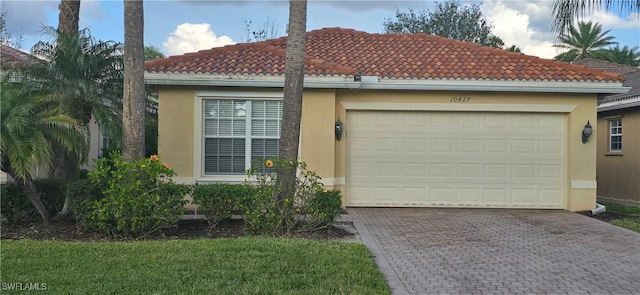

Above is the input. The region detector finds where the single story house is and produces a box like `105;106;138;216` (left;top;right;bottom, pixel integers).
573;58;639;203
144;28;628;212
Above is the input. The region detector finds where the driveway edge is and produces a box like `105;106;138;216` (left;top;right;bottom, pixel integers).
349;209;410;295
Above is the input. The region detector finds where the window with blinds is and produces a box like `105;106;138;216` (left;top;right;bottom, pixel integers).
203;99;282;174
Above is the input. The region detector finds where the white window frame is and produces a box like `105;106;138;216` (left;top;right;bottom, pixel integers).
194;91;283;181
609;119;622;152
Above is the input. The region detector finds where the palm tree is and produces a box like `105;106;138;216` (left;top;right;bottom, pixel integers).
18;28;123;161
552;0;640;35
1;83;86;224
122;0;146;161
553;21;617;62
276;0;307;211
602;45;640;66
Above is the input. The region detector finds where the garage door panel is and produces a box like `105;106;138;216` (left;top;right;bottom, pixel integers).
347;111;566;208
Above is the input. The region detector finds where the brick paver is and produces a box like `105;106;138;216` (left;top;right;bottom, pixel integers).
349;208;640;295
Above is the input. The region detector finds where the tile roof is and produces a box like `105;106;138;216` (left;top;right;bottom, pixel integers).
0;44;33;68
145;27;624;83
572;58;639;75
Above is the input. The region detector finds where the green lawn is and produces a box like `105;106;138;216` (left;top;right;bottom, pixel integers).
600;201;640;233
1;238;390;294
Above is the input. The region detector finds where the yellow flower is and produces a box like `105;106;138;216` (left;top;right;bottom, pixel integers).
265;159;274;168
150;155;159;161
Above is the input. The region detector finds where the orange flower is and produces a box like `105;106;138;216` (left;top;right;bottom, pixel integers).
265;159;274;168
162;163;170;169
150;155;159;161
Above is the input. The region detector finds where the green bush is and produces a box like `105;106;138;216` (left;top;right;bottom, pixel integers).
241;159;343;235
78;153;190;237
306;189;343;228
0;178;67;221
191;183;255;226
66;178;103;222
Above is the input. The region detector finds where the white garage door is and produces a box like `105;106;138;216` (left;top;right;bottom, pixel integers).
346;111;566;208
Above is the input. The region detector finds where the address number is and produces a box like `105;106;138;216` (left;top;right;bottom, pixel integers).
450;96;471;103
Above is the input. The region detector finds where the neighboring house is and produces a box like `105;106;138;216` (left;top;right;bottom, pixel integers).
144;28;628;212
0;44;107;179
573;58;640;203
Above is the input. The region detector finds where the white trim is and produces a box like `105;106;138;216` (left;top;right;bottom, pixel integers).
146;72;627;94
196;91;284;99
340;102;577;113
598;96;640;112
196;176;247;184
571;181;597;189
319;177;346;186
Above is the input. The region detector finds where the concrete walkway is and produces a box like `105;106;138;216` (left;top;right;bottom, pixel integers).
348;208;640;295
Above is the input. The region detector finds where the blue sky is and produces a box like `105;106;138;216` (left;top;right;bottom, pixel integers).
3;0;639;59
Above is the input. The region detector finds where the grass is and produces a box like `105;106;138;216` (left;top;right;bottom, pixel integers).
599;201;640;233
610;219;640;233
599;201;640;215
1;238;390;294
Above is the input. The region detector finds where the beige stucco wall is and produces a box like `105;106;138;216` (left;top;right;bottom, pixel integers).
157;86;195;180
157;86;599;212
597;108;640;202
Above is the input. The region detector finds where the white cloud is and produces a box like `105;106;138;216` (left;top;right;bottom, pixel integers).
589;11;640;29
481;0;560;59
162;23;235;56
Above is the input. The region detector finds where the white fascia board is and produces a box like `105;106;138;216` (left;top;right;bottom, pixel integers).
598;96;640;112
365;79;629;94
145;72;360;89
145;72;628;94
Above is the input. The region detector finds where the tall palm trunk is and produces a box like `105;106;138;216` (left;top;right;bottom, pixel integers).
122;0;145;161
276;0;307;210
58;0;80;37
55;0;81;216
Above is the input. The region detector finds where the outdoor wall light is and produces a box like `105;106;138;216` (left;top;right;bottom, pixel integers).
582;120;593;144
335;118;343;141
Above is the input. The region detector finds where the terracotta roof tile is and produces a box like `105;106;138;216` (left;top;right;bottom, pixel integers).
145;27;624;82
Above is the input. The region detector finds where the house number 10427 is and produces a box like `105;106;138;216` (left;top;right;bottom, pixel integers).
450;97;471;103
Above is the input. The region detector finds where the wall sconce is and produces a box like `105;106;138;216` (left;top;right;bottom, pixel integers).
582;120;593;144
335;118;343;141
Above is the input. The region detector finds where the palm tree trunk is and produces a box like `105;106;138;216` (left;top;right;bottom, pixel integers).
11;174;51;225
55;0;82;216
122;0;146;161
277;0;307;208
58;0;81;37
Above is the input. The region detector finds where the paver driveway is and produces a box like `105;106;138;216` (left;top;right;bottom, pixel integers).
348;208;640;295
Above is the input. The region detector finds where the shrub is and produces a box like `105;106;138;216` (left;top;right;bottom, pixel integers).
241;159;343;235
305;189;343;228
0;178;67;222
78;153;190;237
0;182;32;221
191;183;255;226
65;178;103;223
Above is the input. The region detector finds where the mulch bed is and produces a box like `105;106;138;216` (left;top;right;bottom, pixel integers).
0;218;354;242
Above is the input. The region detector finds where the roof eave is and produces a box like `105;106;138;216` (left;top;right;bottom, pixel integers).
366;79;629;94
145;72;629;94
598;96;640;112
